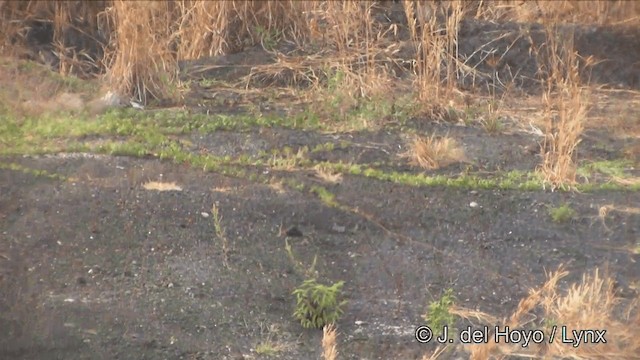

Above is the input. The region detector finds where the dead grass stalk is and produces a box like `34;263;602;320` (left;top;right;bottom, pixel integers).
452;266;640;359
401;134;466;170
103;0;180;105
322;323;338;360
537;25;590;189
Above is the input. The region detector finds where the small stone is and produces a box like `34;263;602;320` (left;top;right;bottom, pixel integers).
201;212;210;218
332;224;346;233
285;226;303;237
470;201;479;208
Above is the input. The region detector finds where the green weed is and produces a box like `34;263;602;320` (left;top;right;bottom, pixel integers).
212;204;231;269
424;288;457;334
292;279;347;329
0;162;69;181
577;159;633;180
310;185;337;207
548;203;577;223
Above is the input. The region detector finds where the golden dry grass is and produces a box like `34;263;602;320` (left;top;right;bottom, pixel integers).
103;0;181;104
536;25;590;190
598;204;640;235
142;181;183;191
401;134;466;170
322;323;338;360
451;266;640;359
474;0;640;26
2;0;638;111
313;164;343;184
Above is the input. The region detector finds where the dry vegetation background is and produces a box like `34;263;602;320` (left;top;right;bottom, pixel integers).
1;0;639;189
1;1;640;359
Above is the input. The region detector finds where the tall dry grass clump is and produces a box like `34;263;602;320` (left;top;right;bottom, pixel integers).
451;267;640;359
403;0;464;115
103;0;180;104
474;0;640;26
322;323;338;360
318;1;394;98
0;1;106;76
0;1;32;57
291;1;402;126
536;26;590;190
174;0;313;60
401;134;466;170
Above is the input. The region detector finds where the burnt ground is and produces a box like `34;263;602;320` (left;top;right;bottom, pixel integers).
1;122;640;360
2;11;640;360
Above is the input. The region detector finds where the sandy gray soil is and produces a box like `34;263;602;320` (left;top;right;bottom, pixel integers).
1;122;639;359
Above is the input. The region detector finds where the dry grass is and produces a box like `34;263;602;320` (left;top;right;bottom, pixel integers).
2;0;639;109
174;1;313;59
421;345;449;360
0;1;105;75
598;204;640;233
142;181;183;191
102;1;181;104
536;24;590;190
313;164;343;184
401;134;466;170
254;323;295;357
474;0;640;27
322;323;338;360
404;1;457;109
451;266;640;359
0;56;100;117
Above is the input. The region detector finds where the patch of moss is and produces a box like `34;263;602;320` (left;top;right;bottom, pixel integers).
548;203;577;223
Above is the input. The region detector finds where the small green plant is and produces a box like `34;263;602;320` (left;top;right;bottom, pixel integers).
254;323;292;356
212;204;231;268
542;316;558;331
293;279;347;329
255;25;282;51
310;185;337;207
255;342;280;356
548;203;577;223
285;238;317;279
481;114;503;134
423;288;457;333
463;105;481;126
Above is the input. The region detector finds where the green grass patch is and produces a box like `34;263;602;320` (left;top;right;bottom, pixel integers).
548;203;577;223
0;162;69;181
310;185;338;207
424;288;457;334
2;104;640;193
578;159;634;180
